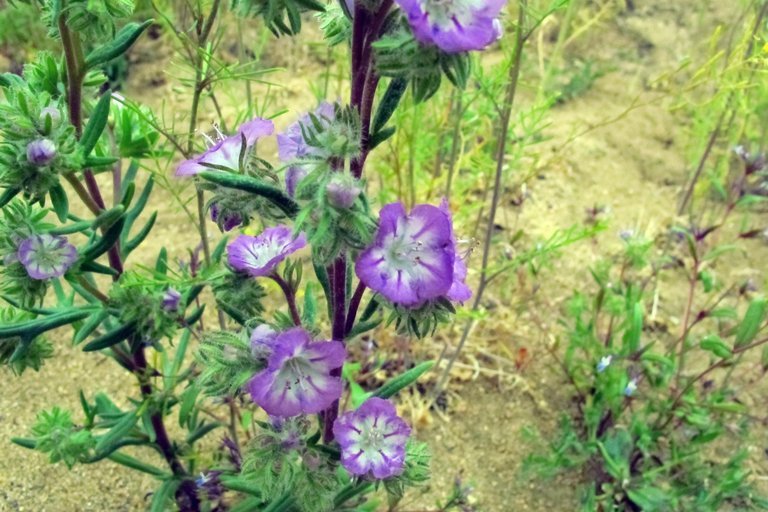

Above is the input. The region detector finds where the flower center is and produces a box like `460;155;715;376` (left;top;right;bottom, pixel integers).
386;236;424;270
360;425;385;451
422;0;473;27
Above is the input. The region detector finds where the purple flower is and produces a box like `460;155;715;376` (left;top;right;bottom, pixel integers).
440;198;471;303
278;102;335;162
247;328;346;417
395;0;504;53
176;118;274;176
209;202;243;232
227;226;307;277
250;324;278;359
161;287;182;312
356;202;455;306
17;234;77;280
624;379;638;397
26;139;57;166
333;397;411;479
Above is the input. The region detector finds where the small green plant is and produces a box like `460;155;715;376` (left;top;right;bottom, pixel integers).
527;145;768;509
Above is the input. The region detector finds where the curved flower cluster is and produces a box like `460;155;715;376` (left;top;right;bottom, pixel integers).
176;118;274;176
227;226;307;277
395;0;504;53
333;397;411;479
355;201;470;307
247;328;346;417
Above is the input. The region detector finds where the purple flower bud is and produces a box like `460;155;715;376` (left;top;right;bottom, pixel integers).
17;234;77;280
333;397;411;479
285;166;308;197
210;202;243;232
326;176;362;209
161;287;182;312
39;107;61;127
26;139;57;166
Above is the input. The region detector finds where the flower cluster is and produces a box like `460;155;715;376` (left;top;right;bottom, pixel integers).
355;200;470;307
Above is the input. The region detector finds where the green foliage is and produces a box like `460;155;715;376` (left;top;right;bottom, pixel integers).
43;0;135;42
108;271;180;342
0;308;54;374
293;168;376;265
213;271;267;324
195;329;263;397
374;27;471;103
230;0;325;36
528;222;768;511
240;417;340;512
26;407;96;468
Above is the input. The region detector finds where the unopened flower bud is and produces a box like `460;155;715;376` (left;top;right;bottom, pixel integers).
39;107;61;128
161;287;182;312
26;139;57;166
326;175;361;209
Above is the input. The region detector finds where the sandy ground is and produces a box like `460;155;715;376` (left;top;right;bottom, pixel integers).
2;1;768;511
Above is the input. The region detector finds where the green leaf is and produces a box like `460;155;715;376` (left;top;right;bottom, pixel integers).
80;93;112;157
82;322;136;352
149;479;180;512
372;77;408;134
368;126;396;150
49;183;69;222
123;211;157;255
198;171;299;217
0;186;21;208
626;486;673;511
622;301;643;352
348;318;382;338
95;411;138;454
373;361;434;399
186;421;222;445
11;437;37;449
700;335;732;359
301;281;317;327
734;297;766;348
220;475;261;497
82;217;125;262
73;310;109;345
108;452;169;478
84;20;154;69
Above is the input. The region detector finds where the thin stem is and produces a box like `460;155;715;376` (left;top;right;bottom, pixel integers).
270;273;301;326
433;1;528;399
444;92;463;200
